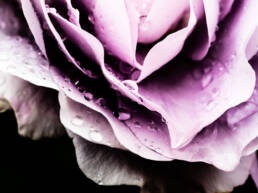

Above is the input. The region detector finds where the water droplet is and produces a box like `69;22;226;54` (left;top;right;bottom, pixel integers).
139;16;150;31
88;15;95;24
148;121;157;131
90;130;103;142
231;53;236;60
206;99;216;110
139;97;144;103
74;80;80;86
161;117;167;123
201;74;213;88
118;111;131;121
84;92;93;101
72;115;84;126
219;66;224;71
123;80;138;91
95;98;106;107
77;85;85;93
155;148;162;154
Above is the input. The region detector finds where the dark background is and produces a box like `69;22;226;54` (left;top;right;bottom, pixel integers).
0;110;256;193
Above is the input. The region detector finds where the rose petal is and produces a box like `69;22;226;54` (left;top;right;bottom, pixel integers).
69;131;255;193
136;0;189;44
137;0;257;148
47;10;104;66
0;72;64;139
186;0;220;60
58;92;123;149
137;0;202;81
21;0;47;56
0;31;56;89
77;0;139;68
246;27;258;60
0;0;55;89
251;154;258;189
21;0;86;74
67;131;144;186
50;63;170;161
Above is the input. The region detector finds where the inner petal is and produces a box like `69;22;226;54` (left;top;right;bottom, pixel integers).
136;0;190;43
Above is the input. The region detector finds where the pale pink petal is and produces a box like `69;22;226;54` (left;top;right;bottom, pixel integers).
0;71;64;139
137;0;189;44
70;131;255;193
0;32;56;89
0;0;55;89
47;10;104;66
78;0;139;68
21;0;87;74
58;92;123;149
137;0;257;148
138;0;202;81
251;154;258;189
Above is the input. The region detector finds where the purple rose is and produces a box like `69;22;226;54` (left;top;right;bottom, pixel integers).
1;0;258;192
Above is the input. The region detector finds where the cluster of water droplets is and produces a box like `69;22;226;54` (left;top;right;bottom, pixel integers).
191;60;214;89
71;113;104;143
123;112;167;154
0;31;54;88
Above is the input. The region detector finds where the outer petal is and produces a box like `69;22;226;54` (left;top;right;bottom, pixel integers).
0;72;64;139
251;154;258;189
68;131;144;187
0;32;56;89
58;92;123;149
69;131;255;193
0;0;55;89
